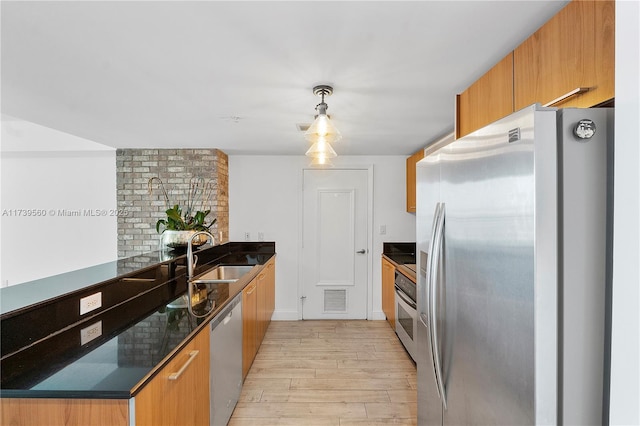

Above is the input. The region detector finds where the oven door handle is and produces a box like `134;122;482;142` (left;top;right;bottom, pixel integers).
395;285;416;310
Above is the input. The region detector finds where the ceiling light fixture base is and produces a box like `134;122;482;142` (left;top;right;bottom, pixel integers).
312;85;333;98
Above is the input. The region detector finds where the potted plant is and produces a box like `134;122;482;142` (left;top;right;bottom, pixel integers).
148;177;217;249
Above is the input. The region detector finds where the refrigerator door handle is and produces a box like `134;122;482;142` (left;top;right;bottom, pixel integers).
419;313;429;328
425;202;441;311
429;202;447;409
422;202;440;323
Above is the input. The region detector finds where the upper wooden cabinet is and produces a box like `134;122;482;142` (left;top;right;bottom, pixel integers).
514;0;614;110
457;0;614;137
406;149;424;213
456;53;514;139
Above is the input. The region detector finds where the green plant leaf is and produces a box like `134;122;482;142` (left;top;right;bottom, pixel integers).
156;219;167;233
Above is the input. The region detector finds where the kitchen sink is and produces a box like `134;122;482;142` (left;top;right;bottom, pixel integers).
190;264;256;283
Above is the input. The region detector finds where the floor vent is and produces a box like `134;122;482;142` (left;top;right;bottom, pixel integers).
324;289;347;312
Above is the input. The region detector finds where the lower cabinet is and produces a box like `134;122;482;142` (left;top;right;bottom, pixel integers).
242;279;258;379
134;326;210;426
1;257;278;425
0;398;129;426
0;328;211;426
243;257;276;379
381;257;396;329
256;258;276;342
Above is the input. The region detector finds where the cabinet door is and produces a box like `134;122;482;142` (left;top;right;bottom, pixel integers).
406;150;424;213
256;270;267;342
381;258;396;329
514;0;614;109
265;258;276;324
1;399;128;426
135;328;209;426
242;280;258;379
457;53;514;138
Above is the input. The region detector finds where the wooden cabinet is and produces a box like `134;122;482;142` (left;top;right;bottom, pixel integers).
261;258;276;338
257;271;267;342
1;259;278;425
242;279;258;379
1;398;128;426
456;53;514;138
2;320;211;426
514;0;614;110
456;0;614;137
134;327;210;426
243;257;276;379
406;149;424;213
381;257;396;329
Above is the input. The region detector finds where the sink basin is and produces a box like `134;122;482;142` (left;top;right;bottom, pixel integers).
191;264;255;283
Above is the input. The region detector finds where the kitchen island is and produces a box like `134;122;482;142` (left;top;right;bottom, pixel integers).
0;242;276;425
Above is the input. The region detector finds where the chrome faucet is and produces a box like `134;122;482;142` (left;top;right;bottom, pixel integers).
186;231;215;319
187;231;215;280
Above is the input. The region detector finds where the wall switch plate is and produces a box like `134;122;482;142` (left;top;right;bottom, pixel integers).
258;232;264;241
80;292;102;315
379;225;387;235
80;320;102;345
244;232;251;241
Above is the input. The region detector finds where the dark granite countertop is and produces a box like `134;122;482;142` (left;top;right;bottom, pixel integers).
0;242;275;399
382;242;416;281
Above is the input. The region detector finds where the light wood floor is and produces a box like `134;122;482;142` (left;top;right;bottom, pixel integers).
229;320;417;426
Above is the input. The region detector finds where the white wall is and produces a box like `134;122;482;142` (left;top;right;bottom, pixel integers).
609;1;640;424
1;116;118;286
229;155;416;320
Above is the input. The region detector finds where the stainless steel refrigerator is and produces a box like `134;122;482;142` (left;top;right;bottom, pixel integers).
416;104;613;425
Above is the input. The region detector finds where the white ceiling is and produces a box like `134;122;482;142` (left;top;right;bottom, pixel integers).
1;1;569;156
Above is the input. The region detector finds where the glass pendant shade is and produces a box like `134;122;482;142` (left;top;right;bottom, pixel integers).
303;85;340;166
305;137;337;159
304;102;342;144
310;156;334;167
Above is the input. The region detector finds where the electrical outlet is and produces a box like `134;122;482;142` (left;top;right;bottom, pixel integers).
379;225;387;235
80;292;102;315
80;321;102;345
258;232;264;241
244;232;251;241
1;280;8;288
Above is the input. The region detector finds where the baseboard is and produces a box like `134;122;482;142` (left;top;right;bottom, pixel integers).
369;310;386;321
272;310;387;321
271;309;300;320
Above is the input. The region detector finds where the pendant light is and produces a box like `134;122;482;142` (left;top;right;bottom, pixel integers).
305;85;340;165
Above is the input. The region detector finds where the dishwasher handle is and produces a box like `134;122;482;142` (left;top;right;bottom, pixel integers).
223;310;233;325
211;293;242;330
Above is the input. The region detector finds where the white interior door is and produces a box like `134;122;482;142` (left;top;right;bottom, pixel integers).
301;169;369;319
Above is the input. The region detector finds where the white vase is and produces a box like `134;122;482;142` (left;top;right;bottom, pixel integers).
161;230;208;250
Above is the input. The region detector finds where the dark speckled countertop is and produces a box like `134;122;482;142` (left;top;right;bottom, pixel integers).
0;242;275;399
382;242;416;281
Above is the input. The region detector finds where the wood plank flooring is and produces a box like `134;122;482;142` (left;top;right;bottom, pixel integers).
229;320;417;426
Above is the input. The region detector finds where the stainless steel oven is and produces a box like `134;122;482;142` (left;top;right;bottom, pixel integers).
395;270;417;362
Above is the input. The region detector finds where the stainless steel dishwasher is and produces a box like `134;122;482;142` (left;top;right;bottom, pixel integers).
210;293;242;426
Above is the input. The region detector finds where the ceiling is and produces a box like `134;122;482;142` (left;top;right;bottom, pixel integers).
1;1;569;156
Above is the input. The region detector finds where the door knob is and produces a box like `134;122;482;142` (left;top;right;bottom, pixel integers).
356;249;366;254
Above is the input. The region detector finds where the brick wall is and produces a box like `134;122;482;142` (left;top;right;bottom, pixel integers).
116;149;229;258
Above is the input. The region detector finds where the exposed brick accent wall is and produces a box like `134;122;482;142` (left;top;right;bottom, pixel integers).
116;149;229;259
